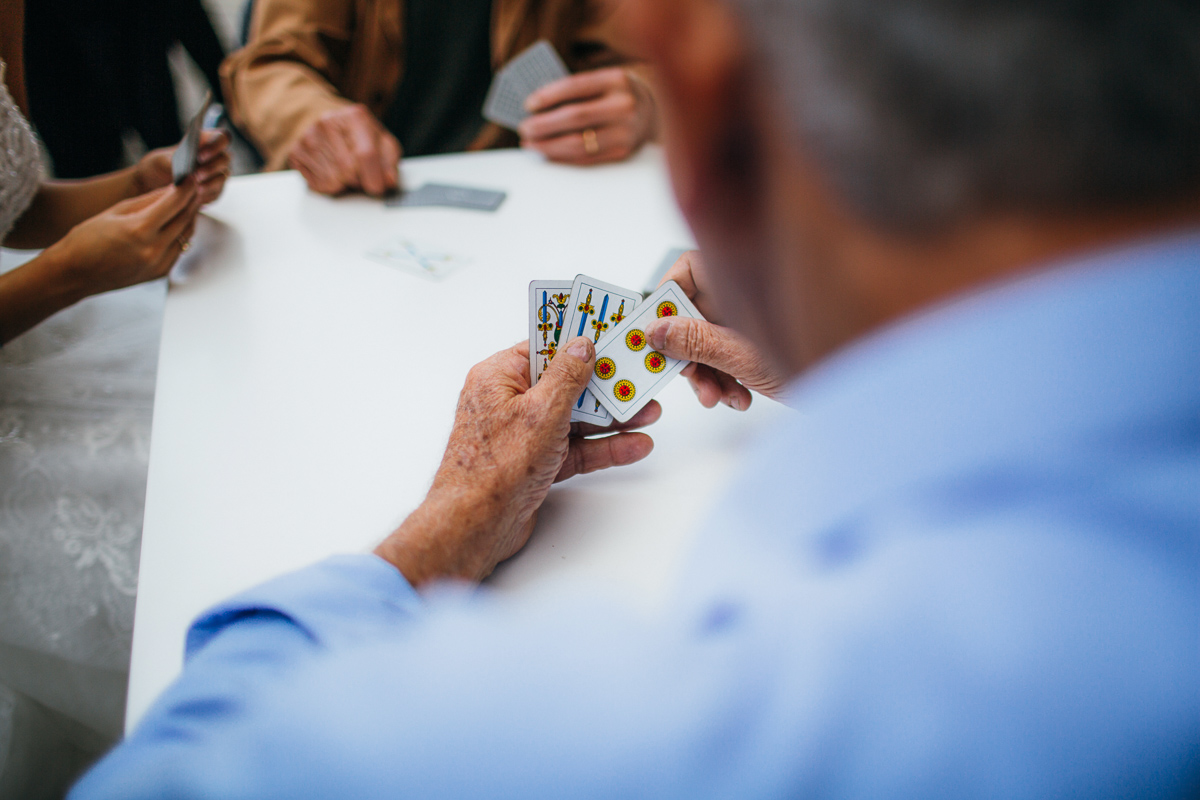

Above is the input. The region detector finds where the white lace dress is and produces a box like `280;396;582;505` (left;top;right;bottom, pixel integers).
0;60;41;244
1;60;162;797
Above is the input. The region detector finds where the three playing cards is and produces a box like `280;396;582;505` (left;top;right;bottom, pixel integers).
529;276;704;425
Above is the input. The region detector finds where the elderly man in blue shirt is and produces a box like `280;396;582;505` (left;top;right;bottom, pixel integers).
73;0;1199;796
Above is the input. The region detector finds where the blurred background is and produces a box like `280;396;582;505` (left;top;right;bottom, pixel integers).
24;0;256;180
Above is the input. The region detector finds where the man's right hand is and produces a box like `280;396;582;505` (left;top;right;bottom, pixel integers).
375;338;660;587
287;105;401;197
645;251;788;410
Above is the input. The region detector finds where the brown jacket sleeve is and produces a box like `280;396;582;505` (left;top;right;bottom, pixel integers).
220;0;391;170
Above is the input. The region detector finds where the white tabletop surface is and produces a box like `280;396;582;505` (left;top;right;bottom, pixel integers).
127;146;784;732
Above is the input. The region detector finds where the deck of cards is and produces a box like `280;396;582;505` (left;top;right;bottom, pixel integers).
530;276;704;425
483;40;570;131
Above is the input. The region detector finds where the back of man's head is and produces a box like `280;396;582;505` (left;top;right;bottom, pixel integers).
734;0;1200;229
628;0;1200;374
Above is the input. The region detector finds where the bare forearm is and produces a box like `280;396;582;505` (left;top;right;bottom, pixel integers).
374;489;504;588
0;246;87;343
4;170;140;250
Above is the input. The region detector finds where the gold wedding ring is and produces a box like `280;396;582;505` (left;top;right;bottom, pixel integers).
582;128;600;155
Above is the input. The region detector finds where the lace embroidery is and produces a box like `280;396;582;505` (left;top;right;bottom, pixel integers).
0;60;43;245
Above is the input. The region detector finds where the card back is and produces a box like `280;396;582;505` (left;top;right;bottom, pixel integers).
483;40;570;131
172;91;213;184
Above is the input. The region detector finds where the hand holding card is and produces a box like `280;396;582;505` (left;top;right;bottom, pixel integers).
483;40;570;131
648;250;789;408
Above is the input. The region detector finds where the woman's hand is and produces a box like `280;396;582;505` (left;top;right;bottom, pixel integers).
518;68;656;165
133;130;232;205
48;181;202;296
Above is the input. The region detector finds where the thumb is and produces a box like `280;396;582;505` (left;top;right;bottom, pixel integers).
530;336;596;412
646;316;753;375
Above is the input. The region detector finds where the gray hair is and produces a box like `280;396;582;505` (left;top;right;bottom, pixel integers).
731;0;1200;228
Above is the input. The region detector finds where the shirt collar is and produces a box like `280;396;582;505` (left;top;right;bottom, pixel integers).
736;231;1200;541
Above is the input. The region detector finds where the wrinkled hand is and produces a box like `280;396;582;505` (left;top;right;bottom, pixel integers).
376;338;661;586
50;182;201;296
288;105;401;197
134;130;232;205
646;251;788;410
518;68;655;165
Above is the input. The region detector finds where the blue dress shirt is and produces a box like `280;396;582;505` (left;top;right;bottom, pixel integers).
72;235;1200;798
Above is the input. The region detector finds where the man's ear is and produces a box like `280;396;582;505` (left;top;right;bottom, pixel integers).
619;0;766;252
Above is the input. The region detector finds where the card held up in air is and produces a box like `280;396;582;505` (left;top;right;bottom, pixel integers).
172;90;213;184
529;280;612;425
560;275;642;425
529;281;573;386
588;280;704;423
483;40;570;130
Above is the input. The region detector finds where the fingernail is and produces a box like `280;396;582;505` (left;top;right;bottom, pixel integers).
648;319;671;350
730;395;744;411
566;338;593;361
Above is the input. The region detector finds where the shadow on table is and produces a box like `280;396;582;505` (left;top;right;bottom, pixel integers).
169;215;241;287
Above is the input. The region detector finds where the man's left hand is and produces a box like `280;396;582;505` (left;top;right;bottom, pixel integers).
375;338;660;587
518;68;656;165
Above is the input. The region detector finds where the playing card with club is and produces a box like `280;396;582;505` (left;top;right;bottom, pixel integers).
528;281;573;385
483;40;569;130
366;236;470;280
588;280;705;423
172;90;213;185
386;183;507;211
559;275;642;424
528;280;613;425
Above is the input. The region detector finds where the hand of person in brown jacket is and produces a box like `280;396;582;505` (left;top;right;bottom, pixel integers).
287;105;402;196
518;67;656;165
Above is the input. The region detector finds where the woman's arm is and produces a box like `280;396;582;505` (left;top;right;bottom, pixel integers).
4;170;142;250
5;131;231;251
0;246;88;343
0;182;200;344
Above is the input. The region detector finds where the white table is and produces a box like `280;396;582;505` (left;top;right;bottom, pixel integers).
127;146;783;732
